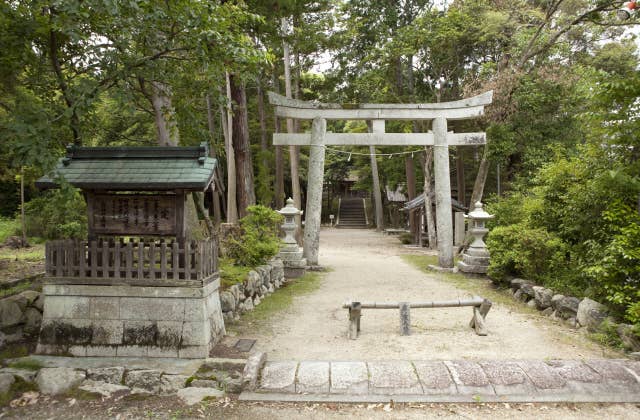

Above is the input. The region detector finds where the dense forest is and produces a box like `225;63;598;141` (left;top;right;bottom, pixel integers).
1;1;639;328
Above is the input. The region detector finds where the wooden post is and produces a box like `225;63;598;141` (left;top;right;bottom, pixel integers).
302;117;326;266
433;117;454;268
472;306;488;336
348;302;362;340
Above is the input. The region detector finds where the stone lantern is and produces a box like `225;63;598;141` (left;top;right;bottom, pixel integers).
458;201;494;274
277;198;307;278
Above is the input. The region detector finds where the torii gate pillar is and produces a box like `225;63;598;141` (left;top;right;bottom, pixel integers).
433;117;454;267
303;117;327;265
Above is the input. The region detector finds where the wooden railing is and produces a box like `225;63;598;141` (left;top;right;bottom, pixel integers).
45;239;217;286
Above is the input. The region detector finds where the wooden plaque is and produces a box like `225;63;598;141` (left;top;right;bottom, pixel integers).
88;194;178;236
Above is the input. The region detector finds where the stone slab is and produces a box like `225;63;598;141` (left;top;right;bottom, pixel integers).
242;352;266;391
585;359;640;393
330;362;368;395
42;279;220;299
296;361;329;394
259;361;298;393
368;361;422;395
545;360;608;394
479;360;536;395
516;360;566;392
444;360;494;395
413;361;457;395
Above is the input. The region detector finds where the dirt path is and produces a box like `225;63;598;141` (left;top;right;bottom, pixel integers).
233;228;616;361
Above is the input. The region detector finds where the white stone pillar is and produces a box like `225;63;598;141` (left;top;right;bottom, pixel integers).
433;117;454;268
303;117;327;265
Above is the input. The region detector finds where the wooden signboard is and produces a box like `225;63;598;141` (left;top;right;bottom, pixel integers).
87;193;181;237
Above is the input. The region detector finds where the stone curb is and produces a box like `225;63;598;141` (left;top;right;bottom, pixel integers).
247;359;640;403
239;391;640;404
242;352;267;391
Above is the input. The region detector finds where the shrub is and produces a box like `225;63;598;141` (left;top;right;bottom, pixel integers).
23;182;87;240
583;200;640;324
486;224;575;289
223;205;283;267
399;232;413;244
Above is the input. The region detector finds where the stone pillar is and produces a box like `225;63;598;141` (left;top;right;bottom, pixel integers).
303;117;326;266
433;117;454;268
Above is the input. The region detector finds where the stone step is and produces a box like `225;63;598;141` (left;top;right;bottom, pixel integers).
240;358;640;403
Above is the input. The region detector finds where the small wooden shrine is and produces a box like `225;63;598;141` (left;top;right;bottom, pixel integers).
34;143;225;358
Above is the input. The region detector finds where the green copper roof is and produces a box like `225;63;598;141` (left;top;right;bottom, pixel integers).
36;143;217;191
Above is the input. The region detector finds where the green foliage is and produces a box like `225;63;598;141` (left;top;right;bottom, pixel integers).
219;257;252;289
223;205;283;267
486;224;576;292
583;201;640;323
399;232;413;245
8;358;44;371
23;182;87;240
0;217;20;242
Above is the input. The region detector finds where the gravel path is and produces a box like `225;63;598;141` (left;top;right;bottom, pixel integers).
240;228;615;361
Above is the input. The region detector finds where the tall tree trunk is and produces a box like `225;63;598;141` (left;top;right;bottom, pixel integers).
282;17;302;242
423;147;437;250
222;74;238;223
470;145;490;206
370;146;384;231
456;149;466;206
20;167;27;247
230;74;256;218
405;155;417;240
272;72;285;209
149;81;179;146
205;95;223;225
256;78;270;205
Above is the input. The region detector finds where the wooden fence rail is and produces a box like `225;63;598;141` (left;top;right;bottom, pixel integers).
343;297;492;339
45;239;217;285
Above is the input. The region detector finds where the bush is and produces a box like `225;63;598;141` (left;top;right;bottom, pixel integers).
486;224;575;289
223;205;283;267
23;182;87;240
399;232;413;244
583;200;640;324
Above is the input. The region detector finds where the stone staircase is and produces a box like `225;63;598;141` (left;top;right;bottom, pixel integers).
337;198;367;228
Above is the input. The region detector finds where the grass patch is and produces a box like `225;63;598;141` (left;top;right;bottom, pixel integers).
229;272;322;332
0;218;19;243
0;281;33;298
400;254;541;314
219;258;252;289
0;244;45;262
0;345;30;364
65;388;102;401
7;358;44;371
0;377;39;407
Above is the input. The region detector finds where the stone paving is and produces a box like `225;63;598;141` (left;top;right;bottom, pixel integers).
240;358;640;403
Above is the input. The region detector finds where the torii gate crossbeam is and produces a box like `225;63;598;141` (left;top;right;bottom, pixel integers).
268;91;493;269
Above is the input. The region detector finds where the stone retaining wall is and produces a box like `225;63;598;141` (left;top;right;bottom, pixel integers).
0;290;43;346
508;278;640;353
219;258;285;322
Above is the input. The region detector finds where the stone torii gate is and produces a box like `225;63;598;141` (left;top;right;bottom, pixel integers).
268;91;493;269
